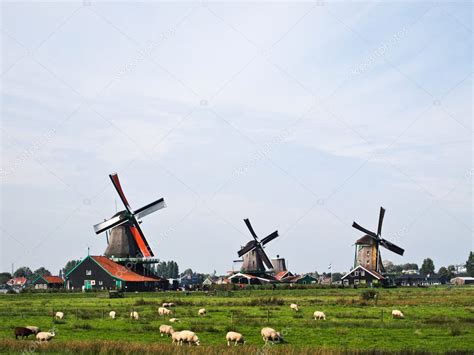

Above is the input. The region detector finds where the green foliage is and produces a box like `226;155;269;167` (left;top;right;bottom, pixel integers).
0;272;11;284
62;260;82;276
155;260;179;279
360;289;378;301
467;251;474;277
13;266;32;278
420;258;435;276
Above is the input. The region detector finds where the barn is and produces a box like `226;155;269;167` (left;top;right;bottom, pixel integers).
32;275;64;289
65;255;168;292
341;265;385;287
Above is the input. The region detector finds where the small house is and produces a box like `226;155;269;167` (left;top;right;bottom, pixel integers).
341;265;385;287
395;273;440;287
450;277;474;285
32;275;64;289
6;277;27;288
295;274;318;285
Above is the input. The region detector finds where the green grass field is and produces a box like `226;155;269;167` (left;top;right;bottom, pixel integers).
0;287;473;354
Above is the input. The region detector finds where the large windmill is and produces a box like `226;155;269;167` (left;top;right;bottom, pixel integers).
352;207;404;274
93;173;166;261
236;219;279;275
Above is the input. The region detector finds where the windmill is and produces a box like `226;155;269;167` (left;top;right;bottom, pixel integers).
352;207;404;274
236;219;279;275
93;173;166;260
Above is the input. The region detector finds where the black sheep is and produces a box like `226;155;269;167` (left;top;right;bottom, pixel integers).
14;327;33;340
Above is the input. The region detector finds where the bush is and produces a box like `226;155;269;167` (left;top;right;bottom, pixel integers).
361;289;378;301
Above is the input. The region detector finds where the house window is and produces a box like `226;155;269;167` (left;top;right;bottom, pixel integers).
343;280;349;286
86;270;92;276
354;279;359;285
354;271;359;276
361;280;366;284
98;281;103;285
361;271;365;276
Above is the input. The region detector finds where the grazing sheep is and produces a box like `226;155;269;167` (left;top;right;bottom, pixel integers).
25;326;40;334
14;327;33;340
198;308;206;316
130;311;139;320
313;311;326;320
158;307;172;316
261;327;282;344
159;324;175;337
109;311;116;319
54;311;64;320
392;310;404;319
169;318;179;323
36;331;55;342
290;303;299;312
226;331;245;346
168;302;176;307
179;330;200;346
162;303;170;307
171;331;182;345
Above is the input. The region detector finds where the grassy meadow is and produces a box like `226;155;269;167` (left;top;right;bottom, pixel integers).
0;287;473;354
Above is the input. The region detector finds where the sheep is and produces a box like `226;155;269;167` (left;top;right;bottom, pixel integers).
25;326;40;334
169;318;179;323
14;327;34;340
392;310;404;319
158;307;172;316
54;311;64;320
179;330;200;346
130;311;139;320
36;331;55;342
261;327;282;344
226;331;245;346
313;311;326;320
168;302;176;307
109;311;116;319
162;302;170;307
171;331;182;345
159;324;175;337
290;303;299;312
198;308;206;316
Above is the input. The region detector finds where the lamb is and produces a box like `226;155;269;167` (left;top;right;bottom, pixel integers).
313;311;326;320
392;310;404;319
198;308;206;316
179;330;200;346
226;331;245;346
25;326;40;334
158;307;172;316
159;324;175;337
109;311;116;319
54;311;64;320
169;318;179;323
14;327;34;340
261;327;282;344
290;303;299;312
36;331;55;342
130;311;139;320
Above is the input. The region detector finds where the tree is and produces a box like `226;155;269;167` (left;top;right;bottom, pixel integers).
0;272;12;284
420;258;435;275
33;267;51;278
466;251;474;277
62;260;81;276
13;267;32;278
332;272;343;282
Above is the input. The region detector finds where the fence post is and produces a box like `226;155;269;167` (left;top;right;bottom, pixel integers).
381;309;384;322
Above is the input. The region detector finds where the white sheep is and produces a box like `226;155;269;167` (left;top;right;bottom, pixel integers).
290;303;299;312
179;330;200;346
171;331;182;345
169;318;179;323
261;327;282;344
198;308;206;316
162;302;170;307
36;331;55;342
54;311;64;320
109;311;116;319
158;307;172;316
25;326;40;334
168;302;176;307
313;311;326;320
392;310;404;319
226;331;245;346
159;324;175;337
130;311;139;320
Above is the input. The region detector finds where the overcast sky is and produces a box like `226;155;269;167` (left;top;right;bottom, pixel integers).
1;1;472;276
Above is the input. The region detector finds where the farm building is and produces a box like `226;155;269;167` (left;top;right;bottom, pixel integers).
6;277;27;288
450;277;474;285
341;265;385;286
32;275;64;289
294;274;318;285
395;273;441;287
65;255;168;292
274;270;294;282
228;272;276;285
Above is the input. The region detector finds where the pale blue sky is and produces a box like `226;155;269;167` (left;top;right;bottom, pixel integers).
1;1;472;275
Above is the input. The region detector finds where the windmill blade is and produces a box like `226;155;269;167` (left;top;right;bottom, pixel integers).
244;218;259;241
261;231;279;245
109;173;132;212
377;207;385;236
380;238;405;256
129;218;154;257
237;240;258;257
93;214;128;234
134;198;166;220
257;247;273;270
352;222;378;239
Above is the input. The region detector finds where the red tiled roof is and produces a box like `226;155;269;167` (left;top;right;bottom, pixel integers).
91;256;161;282
275;271;289;280
43;276;64;284
7;277;27;286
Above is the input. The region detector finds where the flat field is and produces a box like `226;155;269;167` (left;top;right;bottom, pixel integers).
0;287;473;354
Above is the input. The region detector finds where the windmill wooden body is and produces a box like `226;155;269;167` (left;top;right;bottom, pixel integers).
352;207;404;274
